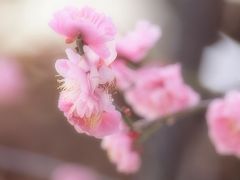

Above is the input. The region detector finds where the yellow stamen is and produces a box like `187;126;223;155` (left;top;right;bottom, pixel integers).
84;113;101;129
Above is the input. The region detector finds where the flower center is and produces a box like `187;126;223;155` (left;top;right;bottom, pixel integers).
228;119;240;134
84;113;101;129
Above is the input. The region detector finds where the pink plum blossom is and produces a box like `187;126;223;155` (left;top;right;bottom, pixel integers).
111;60;135;91
51;164;98;180
117;21;161;62
49;6;117;63
125;64;200;120
56;48;121;138
101;130;141;174
207;91;240;157
0;59;24;104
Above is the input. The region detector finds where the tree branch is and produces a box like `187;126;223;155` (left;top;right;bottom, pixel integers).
135;99;212;143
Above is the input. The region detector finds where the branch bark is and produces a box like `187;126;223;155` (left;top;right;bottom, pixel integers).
135;99;212;143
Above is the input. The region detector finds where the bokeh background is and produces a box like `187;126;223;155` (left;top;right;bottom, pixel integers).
0;0;240;179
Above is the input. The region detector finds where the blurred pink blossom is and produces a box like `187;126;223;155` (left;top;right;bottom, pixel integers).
101;130;141;174
207;91;240;157
0;59;24;104
125;64;200;119
111;60;135;91
51;164;98;180
117;21;161;62
56;48;121;138
49;6;117;63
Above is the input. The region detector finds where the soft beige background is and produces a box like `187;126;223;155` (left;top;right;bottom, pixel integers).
0;0;178;58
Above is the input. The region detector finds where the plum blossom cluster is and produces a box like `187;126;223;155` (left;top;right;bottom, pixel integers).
50;6;122;138
50;5;240;175
113;21;200;120
114;21;240;159
50;6;143;174
107;21;200;172
124;64;200;120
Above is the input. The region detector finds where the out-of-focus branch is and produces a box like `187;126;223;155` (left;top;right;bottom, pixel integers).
0;145;61;179
0;145;118;180
135;99;212;143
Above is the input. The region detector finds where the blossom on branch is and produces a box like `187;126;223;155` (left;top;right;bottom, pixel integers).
117;21;161;62
124;64;200;120
207;91;240;157
111;60;135;91
49;6;117;64
56;48;121;138
101;130;141;174
51;5;204;175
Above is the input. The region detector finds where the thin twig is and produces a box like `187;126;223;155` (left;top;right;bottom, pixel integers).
115;106;134;130
136;99;212;143
76;37;84;55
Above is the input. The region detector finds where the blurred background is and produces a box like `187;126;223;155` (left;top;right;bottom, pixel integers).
0;0;240;179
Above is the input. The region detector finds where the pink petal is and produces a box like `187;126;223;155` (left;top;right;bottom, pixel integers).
93;110;121;138
55;59;69;76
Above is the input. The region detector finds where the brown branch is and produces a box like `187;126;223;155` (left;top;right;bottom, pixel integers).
76;37;84;55
135;99;212;143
